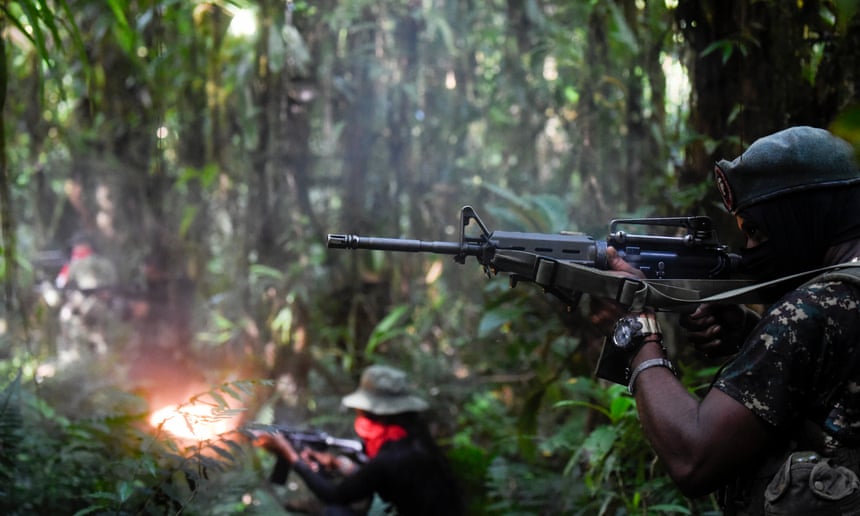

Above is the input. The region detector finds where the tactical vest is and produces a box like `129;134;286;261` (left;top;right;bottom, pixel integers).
722;265;860;516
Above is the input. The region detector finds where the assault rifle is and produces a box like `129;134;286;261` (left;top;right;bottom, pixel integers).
258;426;367;485
327;205;767;311
32;249;68;275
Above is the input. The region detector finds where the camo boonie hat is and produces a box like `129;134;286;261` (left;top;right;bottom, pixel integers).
66;255;118;290
714;126;860;214
341;365;429;415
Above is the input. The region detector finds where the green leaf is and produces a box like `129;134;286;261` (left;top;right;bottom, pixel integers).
272;307;293;342
250;264;285;281
477;305;527;337
17;1;57;72
118;480;134;502
207;390;228;409
219;383;241;402
179;206;199;238
364;304;410;357
834;0;858;33
105;0;136;55
579;424;621;468
608;393;636;423
0;371;23;471
206;443;235;462
607;2;638;53
649;503;693;514
700;40;734;65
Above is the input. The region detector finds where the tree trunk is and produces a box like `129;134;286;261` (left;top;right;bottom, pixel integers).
0;15;15;316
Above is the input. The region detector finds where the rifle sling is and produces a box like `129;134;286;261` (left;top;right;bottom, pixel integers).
492;250;860;312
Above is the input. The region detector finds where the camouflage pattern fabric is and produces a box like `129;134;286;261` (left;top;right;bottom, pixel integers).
65;254;118;290
714;277;860;514
715;279;860;450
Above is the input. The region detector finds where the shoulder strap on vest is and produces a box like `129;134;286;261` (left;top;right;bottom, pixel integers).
801;263;860;289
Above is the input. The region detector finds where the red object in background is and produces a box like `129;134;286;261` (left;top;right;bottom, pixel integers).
55;244;94;288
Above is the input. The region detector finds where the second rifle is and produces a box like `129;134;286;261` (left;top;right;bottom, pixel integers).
263;426;367;485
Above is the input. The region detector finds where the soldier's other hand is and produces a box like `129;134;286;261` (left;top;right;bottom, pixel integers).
301;449;337;472
589;296;626;336
680;303;756;358
606;246;646;280
589;247;646;335
253;431;300;463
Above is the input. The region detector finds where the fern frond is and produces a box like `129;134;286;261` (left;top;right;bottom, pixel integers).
0;370;24;471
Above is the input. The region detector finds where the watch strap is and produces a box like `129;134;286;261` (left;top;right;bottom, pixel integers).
635;314;661;335
594;336;633;385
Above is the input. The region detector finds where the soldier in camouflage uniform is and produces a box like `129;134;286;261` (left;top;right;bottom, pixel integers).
598;127;860;515
57;235;122;364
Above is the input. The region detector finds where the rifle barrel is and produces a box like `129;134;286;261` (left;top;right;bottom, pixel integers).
327;234;471;255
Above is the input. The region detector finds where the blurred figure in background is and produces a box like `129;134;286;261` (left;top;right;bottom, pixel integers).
56;232;121;364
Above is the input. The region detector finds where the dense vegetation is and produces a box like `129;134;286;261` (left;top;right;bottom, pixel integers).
1;0;859;514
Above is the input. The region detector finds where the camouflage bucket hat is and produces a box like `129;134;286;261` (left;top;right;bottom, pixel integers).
67;256;118;290
714;126;860;214
341;365;429;415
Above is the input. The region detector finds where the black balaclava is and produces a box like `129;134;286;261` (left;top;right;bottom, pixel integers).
737;186;860;280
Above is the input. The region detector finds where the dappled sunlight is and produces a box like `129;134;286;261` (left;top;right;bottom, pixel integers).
226;7;257;38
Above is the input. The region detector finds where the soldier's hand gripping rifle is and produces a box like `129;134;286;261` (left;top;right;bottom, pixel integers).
263;426;367;485
327;205;767;312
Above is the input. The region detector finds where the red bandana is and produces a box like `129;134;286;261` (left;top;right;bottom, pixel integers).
353;415;408;458
56;245;94;288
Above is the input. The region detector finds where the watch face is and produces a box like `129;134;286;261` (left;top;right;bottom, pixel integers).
613;317;644;350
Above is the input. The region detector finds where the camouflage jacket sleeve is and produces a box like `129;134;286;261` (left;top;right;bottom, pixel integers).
713;280;860;447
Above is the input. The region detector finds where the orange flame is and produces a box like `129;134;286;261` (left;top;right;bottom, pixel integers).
149;403;237;441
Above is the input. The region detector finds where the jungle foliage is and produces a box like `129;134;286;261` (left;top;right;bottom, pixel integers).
1;0;859;514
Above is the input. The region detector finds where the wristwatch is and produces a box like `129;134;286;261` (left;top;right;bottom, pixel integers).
612;313;662;356
595;312;664;386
